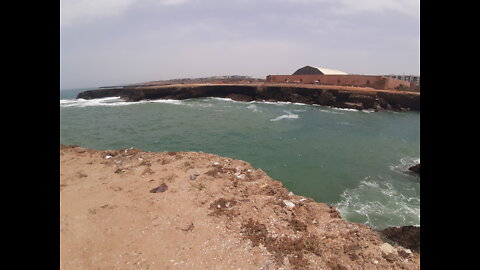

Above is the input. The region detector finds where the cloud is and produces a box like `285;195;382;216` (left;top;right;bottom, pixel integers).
337;0;419;17
60;0;419;88
60;0;192;27
280;0;419;17
60;0;419;28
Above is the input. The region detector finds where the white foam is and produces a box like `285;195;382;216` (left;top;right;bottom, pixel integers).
246;104;261;112
143;99;185;105
209;97;238;102
250;100;308;107
317;109;344;115
332;107;360;112
60;97;128;107
336;177;420;229
360;180;379;188
60;97;191;108
269;111;299;121
389;157;420;175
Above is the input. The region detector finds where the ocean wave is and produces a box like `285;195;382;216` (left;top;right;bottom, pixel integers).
317;109;344;114
60;97;190;108
209;97;239;103
331;107;377;113
332;107;360;112
269;111;299;121
60;97;129;107
246;104;262;112
144;99;184;105
335;177;420;229
389;157;420;175
250;100;309;107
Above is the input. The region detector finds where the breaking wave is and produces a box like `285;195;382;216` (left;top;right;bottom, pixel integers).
246;104;261;112
335;176;420;229
60;97;128;107
317;109;344;115
60;97;187;108
389;157;420;176
269;111;299;121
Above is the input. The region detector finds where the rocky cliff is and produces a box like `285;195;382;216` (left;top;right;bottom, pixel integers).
77;84;420;111
60;145;420;269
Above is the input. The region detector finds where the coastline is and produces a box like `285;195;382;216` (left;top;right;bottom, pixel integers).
60;145;420;269
76;83;420;112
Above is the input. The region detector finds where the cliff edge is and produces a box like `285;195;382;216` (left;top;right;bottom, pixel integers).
60;145;419;269
77;83;420;111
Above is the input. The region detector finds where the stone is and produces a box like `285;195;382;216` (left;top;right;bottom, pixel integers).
150;183;168;193
408;163;420;174
283;200;295;209
379;225;420;252
398;248;413;258
379;243;395;254
189;172;200;180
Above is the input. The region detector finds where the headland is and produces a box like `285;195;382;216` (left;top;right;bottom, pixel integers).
77;83;420;112
60;145;419;269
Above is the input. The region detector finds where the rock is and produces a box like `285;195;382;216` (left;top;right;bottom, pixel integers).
343;102;364;110
398;248;413;258
379;243;395;254
76;84;420;112
408;163;420;174
225;93;254;102
283;200;295;209
190;173;200;180
180;222;194;232
150;183;168;193
379;225;420;252
328;206;342;218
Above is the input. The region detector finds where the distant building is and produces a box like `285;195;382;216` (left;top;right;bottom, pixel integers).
266;66;417;91
384;75;420;90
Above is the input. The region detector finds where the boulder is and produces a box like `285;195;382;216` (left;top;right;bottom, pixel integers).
379;225;420;252
408;163;420;174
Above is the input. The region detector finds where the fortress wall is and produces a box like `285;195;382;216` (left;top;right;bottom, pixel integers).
266;75;411;90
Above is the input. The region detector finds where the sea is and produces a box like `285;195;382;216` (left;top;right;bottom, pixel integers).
60;87;420;230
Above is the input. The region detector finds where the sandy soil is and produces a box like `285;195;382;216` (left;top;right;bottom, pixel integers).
60;145;420;270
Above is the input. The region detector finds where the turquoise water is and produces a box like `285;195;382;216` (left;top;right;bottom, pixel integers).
60;89;420;229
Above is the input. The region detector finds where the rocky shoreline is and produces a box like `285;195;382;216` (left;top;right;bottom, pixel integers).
60;145;420;269
76;83;420;112
409;163;420;175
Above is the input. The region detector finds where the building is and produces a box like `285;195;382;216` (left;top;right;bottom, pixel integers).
384;75;420;90
266;66;417;91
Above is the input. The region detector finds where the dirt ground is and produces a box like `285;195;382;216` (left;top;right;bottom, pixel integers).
60;145;420;270
141;82;420;96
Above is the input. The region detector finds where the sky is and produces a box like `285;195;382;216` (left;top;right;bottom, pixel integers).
60;0;420;90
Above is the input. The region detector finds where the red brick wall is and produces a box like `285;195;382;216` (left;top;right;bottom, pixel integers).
266;75;411;90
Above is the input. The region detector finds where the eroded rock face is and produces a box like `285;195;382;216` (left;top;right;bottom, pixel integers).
409;163;420;174
380;225;420;253
76;84;420;111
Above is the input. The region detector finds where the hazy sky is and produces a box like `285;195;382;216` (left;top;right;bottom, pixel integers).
60;0;420;89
